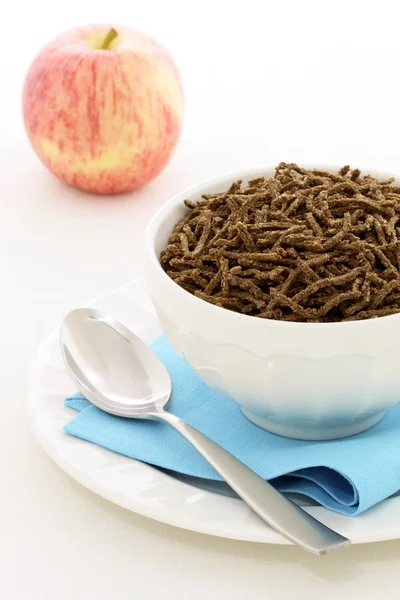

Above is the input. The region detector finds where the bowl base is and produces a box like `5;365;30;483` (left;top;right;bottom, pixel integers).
240;408;386;441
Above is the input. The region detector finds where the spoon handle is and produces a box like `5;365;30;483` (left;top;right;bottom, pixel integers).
153;410;350;554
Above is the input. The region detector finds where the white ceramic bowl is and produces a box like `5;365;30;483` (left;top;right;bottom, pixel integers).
145;166;400;440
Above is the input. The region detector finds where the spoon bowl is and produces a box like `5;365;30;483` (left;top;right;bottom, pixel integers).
61;308;170;417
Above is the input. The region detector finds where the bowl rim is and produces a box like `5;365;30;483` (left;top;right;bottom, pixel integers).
145;164;400;329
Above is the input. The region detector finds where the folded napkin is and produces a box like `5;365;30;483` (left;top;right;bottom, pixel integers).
65;335;400;516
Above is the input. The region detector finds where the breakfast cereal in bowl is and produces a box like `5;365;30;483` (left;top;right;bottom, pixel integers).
145;164;400;440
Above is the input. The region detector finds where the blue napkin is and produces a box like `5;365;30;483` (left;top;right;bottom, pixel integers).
64;335;400;516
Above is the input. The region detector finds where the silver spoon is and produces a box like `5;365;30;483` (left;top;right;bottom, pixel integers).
60;308;350;555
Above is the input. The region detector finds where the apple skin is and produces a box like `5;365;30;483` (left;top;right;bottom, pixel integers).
22;25;184;195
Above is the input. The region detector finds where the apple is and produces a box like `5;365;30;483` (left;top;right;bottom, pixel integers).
23;25;184;195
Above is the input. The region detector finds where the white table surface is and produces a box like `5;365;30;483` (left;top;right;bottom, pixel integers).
3;1;400;597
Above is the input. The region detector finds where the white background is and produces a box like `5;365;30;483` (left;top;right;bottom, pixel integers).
2;0;400;597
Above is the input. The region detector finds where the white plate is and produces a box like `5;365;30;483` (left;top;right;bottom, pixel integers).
27;279;400;545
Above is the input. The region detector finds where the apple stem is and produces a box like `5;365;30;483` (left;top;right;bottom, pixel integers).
100;28;118;50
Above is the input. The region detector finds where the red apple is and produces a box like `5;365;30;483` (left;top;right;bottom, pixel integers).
23;25;184;195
